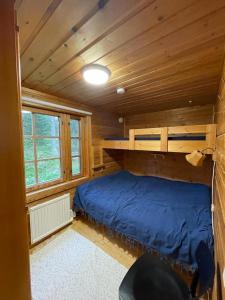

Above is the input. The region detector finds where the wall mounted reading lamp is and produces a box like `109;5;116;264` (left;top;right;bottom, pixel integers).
185;148;214;167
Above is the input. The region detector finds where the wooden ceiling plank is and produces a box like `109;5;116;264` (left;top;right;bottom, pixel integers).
24;0;154;84
20;1;225;114
111;100;215;115
17;0;53;52
100;85;218;108
55;59;220;103
107;96;216;115
106;11;225;81
20;0;99;79
95;84;218;107
55;40;223;101
62;45;223;100
39;0;225;91
42;0;224;96
31;0;203;88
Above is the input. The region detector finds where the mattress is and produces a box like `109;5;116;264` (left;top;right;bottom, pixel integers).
74;171;213;272
104;135;206;141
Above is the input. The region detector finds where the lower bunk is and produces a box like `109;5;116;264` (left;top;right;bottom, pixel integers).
74;171;213;277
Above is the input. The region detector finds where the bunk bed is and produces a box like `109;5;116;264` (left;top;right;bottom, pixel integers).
75;123;216;272
101;124;216;154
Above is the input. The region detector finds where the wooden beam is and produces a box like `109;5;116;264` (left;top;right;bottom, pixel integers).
0;2;31;299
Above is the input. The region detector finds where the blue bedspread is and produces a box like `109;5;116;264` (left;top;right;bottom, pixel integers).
74;171;213;271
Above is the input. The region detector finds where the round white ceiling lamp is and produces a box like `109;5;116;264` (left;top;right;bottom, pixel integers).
116;87;126;94
81;64;111;85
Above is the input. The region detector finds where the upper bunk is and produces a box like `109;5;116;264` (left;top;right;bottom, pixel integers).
101;124;216;154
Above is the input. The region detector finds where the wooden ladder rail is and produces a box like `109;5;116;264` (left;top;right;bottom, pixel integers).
129;127;168;151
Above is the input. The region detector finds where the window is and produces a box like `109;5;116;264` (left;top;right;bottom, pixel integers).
22;107;90;192
70;118;81;177
22;110;62;190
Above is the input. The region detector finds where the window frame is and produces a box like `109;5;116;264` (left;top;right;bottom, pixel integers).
22;106;64;192
22;106;89;194
69;116;83;179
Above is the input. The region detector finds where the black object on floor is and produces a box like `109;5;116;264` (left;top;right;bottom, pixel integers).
119;243;214;300
119;254;191;300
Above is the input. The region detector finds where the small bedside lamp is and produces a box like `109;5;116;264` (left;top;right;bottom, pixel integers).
185;148;214;167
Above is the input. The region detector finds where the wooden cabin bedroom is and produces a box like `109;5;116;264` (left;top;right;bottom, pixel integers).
1;0;225;299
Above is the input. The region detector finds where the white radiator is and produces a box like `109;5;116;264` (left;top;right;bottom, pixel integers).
29;193;73;244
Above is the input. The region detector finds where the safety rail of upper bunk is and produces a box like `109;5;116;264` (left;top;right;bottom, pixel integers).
101;124;217;154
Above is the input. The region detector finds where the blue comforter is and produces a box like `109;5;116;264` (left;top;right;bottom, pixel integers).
74;171;213;271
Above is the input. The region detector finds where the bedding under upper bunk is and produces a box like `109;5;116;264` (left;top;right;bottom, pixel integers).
101;124;216;153
74;171;213;272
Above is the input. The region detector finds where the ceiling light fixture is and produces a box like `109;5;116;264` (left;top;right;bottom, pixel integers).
81;64;111;85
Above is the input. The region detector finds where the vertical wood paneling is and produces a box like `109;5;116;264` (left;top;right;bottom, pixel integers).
212;62;225;300
91;109;123;176
0;2;31;299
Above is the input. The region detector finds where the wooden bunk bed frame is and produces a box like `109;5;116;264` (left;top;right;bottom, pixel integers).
101;124;216;154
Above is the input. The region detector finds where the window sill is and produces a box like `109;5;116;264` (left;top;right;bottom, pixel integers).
26;176;89;204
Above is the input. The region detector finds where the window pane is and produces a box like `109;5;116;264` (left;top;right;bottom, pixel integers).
36;138;60;159
71;119;79;137
22;111;32;135
25;162;36;187
72;157;80;175
38;159;61;183
24;137;34;161
71;138;80;156
34;114;59;136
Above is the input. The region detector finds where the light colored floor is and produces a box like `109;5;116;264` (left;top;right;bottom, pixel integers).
30;228;127;300
72;216;142;269
31;216;208;299
72;216;209;300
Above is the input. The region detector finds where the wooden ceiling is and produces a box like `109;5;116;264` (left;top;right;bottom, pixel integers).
16;0;225;115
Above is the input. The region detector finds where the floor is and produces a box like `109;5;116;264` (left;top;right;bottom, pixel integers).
72;216;209;300
31;215;208;299
72;216;141;269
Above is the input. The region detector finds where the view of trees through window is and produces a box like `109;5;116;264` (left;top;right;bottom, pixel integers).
22;110;61;188
70;119;81;176
22;109;83;190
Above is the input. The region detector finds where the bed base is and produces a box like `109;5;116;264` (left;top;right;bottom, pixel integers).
78;211;196;274
101;124;216;154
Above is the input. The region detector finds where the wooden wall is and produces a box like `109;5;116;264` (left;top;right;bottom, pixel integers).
124;104;213;135
0;2;31;299
124;104;214;185
91;109;123;177
212;63;225;300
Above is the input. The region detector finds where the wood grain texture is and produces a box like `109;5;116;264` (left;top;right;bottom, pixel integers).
16;1;225;114
0;2;31;299
124;105;214;185
124;105;214;135
212;61;225;300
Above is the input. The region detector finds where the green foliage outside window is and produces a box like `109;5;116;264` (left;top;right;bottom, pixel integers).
22;111;61;188
70;119;81;176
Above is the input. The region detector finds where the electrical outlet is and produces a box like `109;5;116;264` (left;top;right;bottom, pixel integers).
223;268;225;288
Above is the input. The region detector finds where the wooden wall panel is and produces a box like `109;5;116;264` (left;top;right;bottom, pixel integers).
212;63;225;300
124;104;214;185
124;104;214;135
124;151;212;186
91;108;124;176
0;2;31;299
